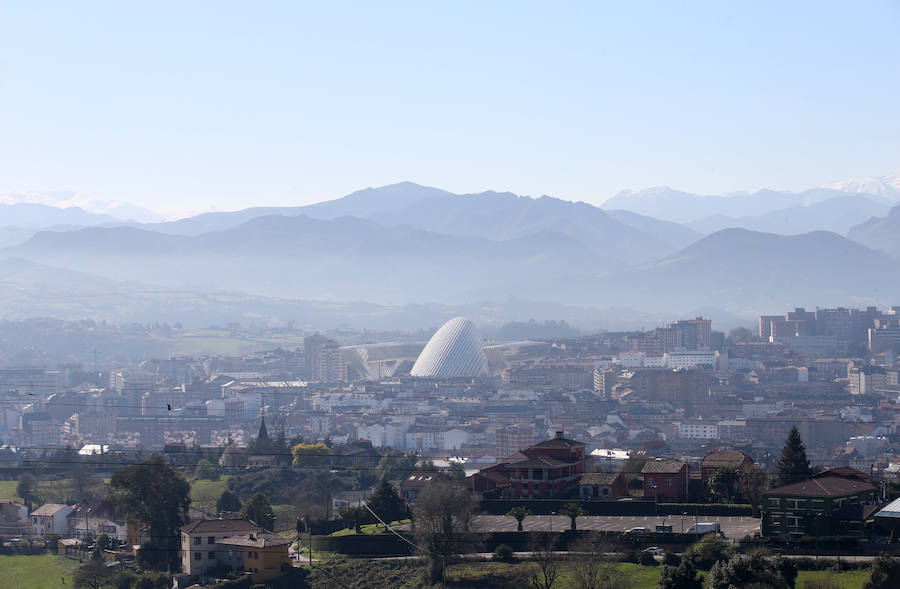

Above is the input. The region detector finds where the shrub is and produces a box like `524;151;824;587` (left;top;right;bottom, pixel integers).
638;551;657;566
662;552;681;566
684;534;735;570
493;544;516;562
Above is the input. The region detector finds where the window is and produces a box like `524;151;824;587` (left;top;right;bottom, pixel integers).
768;498;780;507
194;552;202;561
770;515;781;525
208;551;215;560
666;478;672;486
194;537;201;545
208;536;215;544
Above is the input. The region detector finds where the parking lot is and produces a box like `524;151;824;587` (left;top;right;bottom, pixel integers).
467;514;760;540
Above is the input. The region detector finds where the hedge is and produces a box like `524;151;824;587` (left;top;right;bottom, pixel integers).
479;499;752;517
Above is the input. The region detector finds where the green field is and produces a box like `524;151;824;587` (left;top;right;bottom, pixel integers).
189;475;229;515
0;480;22;502
173;329;307;356
0;554;77;589
796;569;869;589
306;558;873;589
330;520;411;536
0;478;84;504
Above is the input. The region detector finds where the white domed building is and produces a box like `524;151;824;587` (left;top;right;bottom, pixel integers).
410;317;488;378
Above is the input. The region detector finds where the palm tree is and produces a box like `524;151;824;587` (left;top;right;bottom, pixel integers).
559;502;584;531
507;506;532;532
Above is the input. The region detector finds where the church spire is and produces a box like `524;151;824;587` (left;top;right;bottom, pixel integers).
258;414;269;441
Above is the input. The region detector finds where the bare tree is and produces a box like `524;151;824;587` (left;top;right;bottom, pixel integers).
413;478;479;584
569;533;631;589
530;533;561;589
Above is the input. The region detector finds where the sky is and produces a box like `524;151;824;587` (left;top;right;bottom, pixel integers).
1;1;899;218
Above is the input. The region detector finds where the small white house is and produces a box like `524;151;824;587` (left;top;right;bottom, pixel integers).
31;504;74;539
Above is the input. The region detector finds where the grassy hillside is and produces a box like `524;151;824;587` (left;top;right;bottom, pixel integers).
0;554;77;588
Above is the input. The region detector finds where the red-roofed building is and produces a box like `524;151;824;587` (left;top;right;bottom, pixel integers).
469;431;586;498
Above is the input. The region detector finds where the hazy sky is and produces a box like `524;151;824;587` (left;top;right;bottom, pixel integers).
1;1;899;217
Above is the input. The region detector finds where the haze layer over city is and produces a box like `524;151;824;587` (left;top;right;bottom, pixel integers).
2;2;900;589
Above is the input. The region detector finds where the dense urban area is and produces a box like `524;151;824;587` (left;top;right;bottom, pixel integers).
4;306;900;588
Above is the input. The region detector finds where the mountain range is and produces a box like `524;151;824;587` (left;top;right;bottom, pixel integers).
2;171;900;328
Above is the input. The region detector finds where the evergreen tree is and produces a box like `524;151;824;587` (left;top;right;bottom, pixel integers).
240;492;276;531
216;489;242;515
777;426;813;486
110;456;190;572
366;478;406;525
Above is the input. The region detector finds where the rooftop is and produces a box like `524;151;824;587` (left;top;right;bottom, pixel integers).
181;519;263;535
700;450;752;470
218;531;290;549
32;504;70;517
763;475;877;498
641;460;686;474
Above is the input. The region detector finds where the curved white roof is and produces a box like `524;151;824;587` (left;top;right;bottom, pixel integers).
410;317;488;378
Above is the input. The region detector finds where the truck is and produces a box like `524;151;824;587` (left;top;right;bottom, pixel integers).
687;522;721;534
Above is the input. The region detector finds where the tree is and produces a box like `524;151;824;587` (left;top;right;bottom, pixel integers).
195;459;218;480
707;553;790;589
777;426;814;486
559;502;584;531
16;472;37;508
338;505;365;533
728;327;754;344
74;551;112;589
739;466;771;517
413;479;479;584
530;533;562;589
507;506;532;532
367;478;406;526
216;489;242;515
708;466;739;503
570;534;631;589
863;553;900;589
241;492;276;531
683;534;734;570
110;456;190;572
448;461;466;481
291;442;330;468
659;558;702;589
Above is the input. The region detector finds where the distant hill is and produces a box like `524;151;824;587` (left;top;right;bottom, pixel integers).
614;228;900;312
147;182;697;262
847;203;900;256
0;202;120;227
5;214;609;303
603;186;892;225
685;195;890;236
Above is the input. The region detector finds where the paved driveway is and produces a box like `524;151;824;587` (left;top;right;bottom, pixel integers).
467;514;760;539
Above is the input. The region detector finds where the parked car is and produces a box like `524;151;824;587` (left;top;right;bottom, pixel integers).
625;527;651;534
642;546;664;555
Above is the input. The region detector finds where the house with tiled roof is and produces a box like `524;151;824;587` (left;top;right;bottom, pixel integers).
181;519;264;578
761;474;879;537
30;504;73;539
641;460;689;502
469;431;586;498
699;450;754;482
218;531;292;581
579;472;628;499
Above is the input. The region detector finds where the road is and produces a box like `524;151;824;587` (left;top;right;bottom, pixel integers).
462;514;760;540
